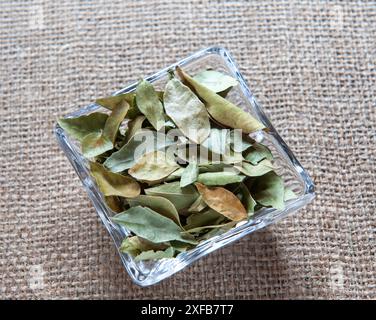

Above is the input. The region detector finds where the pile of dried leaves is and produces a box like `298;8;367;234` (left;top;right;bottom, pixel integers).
58;67;297;261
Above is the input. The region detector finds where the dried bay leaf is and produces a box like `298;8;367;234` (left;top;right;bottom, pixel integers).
244;142;273;165
180;162;199;187
185;208;224;231
197;171;245;186
145;181;199;211
193;69;238;93
177;67;265;133
201;128;229;155
251;171;285;210
81;131;113;158
195;182;247;221
58;112;108;142
103;99;129;144
89;162;140;198
127;194;182;228
136;80;165;131
81;100;129;158
163;78;210;144
123;115;146;144
112;206;197;244
119;235;170;258
128;150;180;183
134;247;175;261
104;130;176;173
96;93;141;119
238;183;257;216
235;159;274;177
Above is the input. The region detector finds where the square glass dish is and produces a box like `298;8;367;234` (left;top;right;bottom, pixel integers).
55;47;315;286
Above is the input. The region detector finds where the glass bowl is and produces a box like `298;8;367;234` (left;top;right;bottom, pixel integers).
54;47;315;286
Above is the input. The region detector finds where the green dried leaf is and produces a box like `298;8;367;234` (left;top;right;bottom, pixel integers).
193;69;238;93
96;92;141;119
58;112;108;142
135;247;175;261
228;130;254;152
175;144;215;165
197;171;245;186
235;159;274;177
89;162;140;198
128;150;180;183
112;206;197;244
195;182;247;221
119;236;169;257
163;78;210;144
177;67;265;133
103;99;129;143
104;130;176;173
244;142;273;164
81;101;129;158
238;183;257;216
201;128;229;155
127;194;182;228
284;188;298;201
136;80;165;131
145;181;199;211
123;115;146;144
251;171;285;210
180;162;199;187
81;131;113;158
185;208;224;230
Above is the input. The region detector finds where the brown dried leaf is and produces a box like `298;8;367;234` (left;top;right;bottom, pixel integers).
195;182;247;221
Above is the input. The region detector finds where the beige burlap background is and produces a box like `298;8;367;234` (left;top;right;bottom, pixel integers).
0;0;375;299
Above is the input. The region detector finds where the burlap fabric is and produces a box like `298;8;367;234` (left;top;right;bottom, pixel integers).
0;0;375;300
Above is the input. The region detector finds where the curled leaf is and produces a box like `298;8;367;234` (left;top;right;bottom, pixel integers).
237;183;257;216
251;171;285;210
128;150;180;183
127;194;182;228
145;181;199;211
180;162;199;187
244;142;273;164
195;182;247;221
58;112;108;142
235;159;274;177
177;67;265;133
81;131;113;158
123;115;146;144
112;206;197;244
197;171;245;186
89;162;140;198
163;78;210;144
103;99;129;144
119;236;172;260
96;92;140;119
136;80;165;131
193;69;238;93
134;247;175;261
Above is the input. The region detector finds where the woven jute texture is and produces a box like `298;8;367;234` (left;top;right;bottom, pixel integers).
0;0;375;299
